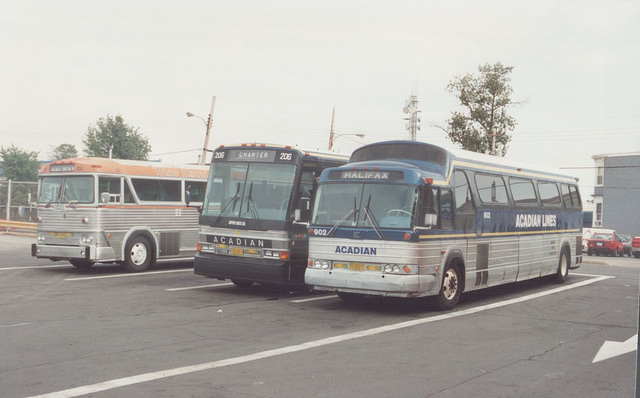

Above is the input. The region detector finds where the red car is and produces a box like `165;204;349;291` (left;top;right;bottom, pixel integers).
632;236;640;259
587;232;625;257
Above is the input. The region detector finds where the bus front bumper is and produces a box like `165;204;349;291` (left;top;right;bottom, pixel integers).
32;243;92;260
304;268;438;298
194;252;307;288
31;244;116;263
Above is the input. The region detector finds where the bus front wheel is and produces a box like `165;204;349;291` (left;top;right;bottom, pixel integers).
70;259;94;269
436;262;462;311
337;292;366;304
231;280;254;288
122;236;153;272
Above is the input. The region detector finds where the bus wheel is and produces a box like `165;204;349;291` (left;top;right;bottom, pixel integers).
436;263;462;311
122;236;152;272
555;249;569;284
70;259;94;269
337;292;365;304
231;280;254;288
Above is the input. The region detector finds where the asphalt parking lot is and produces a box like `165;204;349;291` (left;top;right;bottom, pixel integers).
1;232;638;398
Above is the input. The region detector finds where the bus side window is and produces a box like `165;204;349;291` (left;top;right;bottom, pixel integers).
453;170;475;231
509;177;537;206
186;181;206;202
421;187;439;227
124;180;136;203
99;176;121;203
440;189;453;229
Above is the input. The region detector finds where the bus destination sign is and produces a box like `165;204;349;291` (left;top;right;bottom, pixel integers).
328;169;404;181
228;149;276;163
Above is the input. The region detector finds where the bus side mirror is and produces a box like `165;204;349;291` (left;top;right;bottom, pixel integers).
295;196;311;222
424;213;437;227
185;190;191;205
100;192;111;204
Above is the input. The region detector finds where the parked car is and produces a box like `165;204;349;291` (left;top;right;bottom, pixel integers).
587;232;625;257
582;228;614;253
632;236;640;259
619;235;633;256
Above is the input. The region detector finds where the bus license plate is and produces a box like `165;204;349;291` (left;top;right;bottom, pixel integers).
230;247;244;256
50;232;73;239
349;263;365;272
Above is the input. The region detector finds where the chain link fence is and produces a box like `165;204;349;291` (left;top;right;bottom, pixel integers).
0;180;38;222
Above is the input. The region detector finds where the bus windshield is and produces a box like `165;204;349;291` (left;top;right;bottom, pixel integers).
312;183;418;229
203;162;297;222
38;176;95;204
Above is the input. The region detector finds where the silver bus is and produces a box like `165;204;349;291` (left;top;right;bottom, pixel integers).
31;157;208;272
305;140;583;310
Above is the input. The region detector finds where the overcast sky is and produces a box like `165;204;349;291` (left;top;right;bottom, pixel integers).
1;1;639;208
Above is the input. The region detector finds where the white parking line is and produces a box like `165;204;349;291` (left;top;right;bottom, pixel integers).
166;282;234;291
65;269;191;281
27;275;613;398
0;265;70;271
290;295;338;303
0;322;31;328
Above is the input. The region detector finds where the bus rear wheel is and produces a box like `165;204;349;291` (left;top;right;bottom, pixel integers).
554;249;569;284
122;236;153;272
70;259;94;269
436;262;462;311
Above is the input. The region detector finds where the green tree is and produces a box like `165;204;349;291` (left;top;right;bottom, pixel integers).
50;143;78;160
83;114;151;160
439;62;517;156
0;145;39;181
0;146;39;217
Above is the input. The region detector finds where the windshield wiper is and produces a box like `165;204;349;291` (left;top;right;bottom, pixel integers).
213;182;241;226
363;194;386;240
328;197;358;237
243;182;266;230
61;192;77;209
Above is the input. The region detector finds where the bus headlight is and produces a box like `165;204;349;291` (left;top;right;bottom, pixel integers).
37;233;45;243
310;259;330;269
383;264;416;274
80;235;93;244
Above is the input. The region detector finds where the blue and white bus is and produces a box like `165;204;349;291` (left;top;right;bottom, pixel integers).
194;143;348;288
305;140;583;310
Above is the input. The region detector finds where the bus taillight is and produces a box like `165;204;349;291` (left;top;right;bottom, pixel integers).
279;251;290;260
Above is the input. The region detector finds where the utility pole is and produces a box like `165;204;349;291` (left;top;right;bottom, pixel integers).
403;94;421;140
328;106;336;150
201;96;216;165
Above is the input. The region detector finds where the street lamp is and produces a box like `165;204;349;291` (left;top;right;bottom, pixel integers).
186;112;206;125
329;133;365;150
186;96;217;165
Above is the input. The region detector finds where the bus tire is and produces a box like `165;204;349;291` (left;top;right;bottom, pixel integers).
231;280;254;288
337;292;365;304
555;248;570;284
436;262;462;311
122;236;153;272
70;259;94;269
